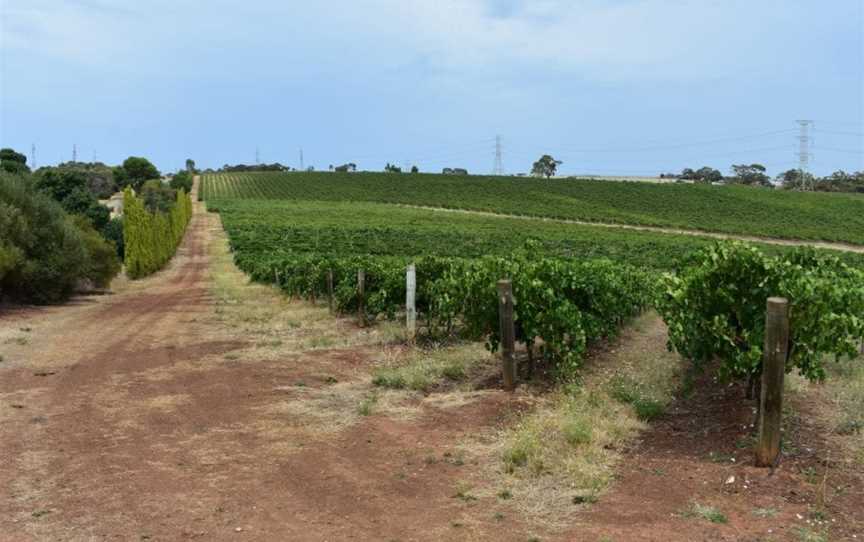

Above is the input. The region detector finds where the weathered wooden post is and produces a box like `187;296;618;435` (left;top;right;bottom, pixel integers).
497;279;516;391
274;268;280;286
327;270;334;314
406;264;417;341
755;297;790;467
357;269;366;327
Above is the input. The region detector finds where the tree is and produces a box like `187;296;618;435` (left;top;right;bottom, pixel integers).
62;187;110;230
185;158;196;173
814;170;864;193
694;166;723;183
531;155;562;178
0;148;30;175
112;166;131;190
410;165;419;174
121;157;160;190
777;168;813;191
140;179;176;213
101;216;125;259
42;161;117;198
34;168;88;202
730;164;771;187
680;166;722;183
170;170;193;192
384;162;402;173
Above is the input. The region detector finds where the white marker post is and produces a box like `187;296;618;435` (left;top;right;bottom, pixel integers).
406;264;417;341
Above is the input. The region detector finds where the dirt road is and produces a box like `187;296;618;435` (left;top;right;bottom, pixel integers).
0;193;531;541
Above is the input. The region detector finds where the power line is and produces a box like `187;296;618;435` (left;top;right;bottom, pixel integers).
542;129;796;154
814;129;864;137
506;145;792;161
813;146;864;154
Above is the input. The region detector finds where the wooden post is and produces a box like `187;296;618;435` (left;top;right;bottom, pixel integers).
406;264;416;341
497;280;516;391
357;269;365;327
274;268;280;286
755;297;790;467
327;270;334;314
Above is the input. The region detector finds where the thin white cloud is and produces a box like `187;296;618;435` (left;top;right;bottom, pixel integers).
0;0;834;82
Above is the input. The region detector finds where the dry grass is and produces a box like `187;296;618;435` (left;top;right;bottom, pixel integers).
463;312;683;530
372;343;489;392
259;381;368;435
789;354;864;466
206;215;410;356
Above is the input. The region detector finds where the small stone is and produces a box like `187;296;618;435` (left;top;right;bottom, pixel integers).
725;475;735;484
235;527;243;533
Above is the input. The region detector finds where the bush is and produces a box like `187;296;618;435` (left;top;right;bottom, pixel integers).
102;217;125;259
170;170;193;193
72;216;121;288
0;173;94;303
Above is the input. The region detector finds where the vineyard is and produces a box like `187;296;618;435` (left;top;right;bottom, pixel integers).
208;191;864;377
201;172;864;245
211;199;662;373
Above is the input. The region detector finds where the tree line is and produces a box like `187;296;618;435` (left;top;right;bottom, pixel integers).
661;163;864;192
0;147;195;304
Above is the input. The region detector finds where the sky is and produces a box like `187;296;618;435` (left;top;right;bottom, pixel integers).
1;0;863;177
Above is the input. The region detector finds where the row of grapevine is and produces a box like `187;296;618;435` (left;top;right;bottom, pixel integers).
123;187;193;279
657;242;864;384
234;242;653;377
201;171;864;245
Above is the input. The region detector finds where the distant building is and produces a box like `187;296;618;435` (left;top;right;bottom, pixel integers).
100;192;125;218
442;167;468;175
335;163;357;173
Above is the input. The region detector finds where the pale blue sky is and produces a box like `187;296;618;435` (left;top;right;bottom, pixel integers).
1;0;862;176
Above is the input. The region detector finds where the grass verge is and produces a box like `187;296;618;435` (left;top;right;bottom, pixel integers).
466;312;682;529
372;344;488;392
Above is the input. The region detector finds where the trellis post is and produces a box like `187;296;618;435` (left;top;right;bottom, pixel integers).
755;297;789;467
497;279;516;392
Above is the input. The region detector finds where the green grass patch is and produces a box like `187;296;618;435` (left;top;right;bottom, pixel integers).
372;346;478;392
682;502;728;524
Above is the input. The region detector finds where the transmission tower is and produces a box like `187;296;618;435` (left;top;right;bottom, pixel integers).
255;147;260;165
796;120;814;187
299;148;304;170
493;135;504;175
72;144;77;163
30;144;36;169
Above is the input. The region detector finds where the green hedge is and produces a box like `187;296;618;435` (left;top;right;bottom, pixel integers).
123;187;192;279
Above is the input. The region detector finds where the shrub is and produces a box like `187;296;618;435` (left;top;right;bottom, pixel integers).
72;216;121;288
101;217;125;259
170;170;193;193
0;173;92;303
